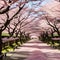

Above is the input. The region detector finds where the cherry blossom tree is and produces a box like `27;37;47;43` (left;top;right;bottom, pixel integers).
0;0;28;59
55;0;60;2
46;17;60;37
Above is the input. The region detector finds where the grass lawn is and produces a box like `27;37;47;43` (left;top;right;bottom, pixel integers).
2;33;10;37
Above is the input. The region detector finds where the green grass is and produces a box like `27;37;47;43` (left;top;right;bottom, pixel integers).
2;33;10;36
2;32;17;37
49;33;59;37
53;33;59;37
2;46;14;53
2;42;21;53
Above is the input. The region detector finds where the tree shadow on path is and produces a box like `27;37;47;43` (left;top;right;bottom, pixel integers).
4;39;60;60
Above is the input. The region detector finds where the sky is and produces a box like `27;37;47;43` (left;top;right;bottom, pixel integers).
26;0;54;8
41;0;54;6
11;0;54;8
24;0;55;17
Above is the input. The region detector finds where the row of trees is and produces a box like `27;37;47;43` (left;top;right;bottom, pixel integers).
0;0;60;60
0;0;29;59
0;0;43;59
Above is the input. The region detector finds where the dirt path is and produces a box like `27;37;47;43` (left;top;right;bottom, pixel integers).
5;39;60;60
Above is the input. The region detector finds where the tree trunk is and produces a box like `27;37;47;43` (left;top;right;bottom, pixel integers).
0;31;3;60
56;29;60;37
51;32;54;37
19;32;22;44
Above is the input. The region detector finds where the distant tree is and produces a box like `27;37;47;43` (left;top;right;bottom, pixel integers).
45;17;60;37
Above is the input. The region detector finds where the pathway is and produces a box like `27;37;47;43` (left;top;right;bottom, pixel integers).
4;39;60;60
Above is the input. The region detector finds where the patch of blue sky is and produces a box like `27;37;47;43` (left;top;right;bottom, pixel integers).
10;2;18;9
26;0;54;8
41;0;54;6
25;2;32;8
29;12;38;17
25;0;46;11
25;1;41;9
25;0;55;15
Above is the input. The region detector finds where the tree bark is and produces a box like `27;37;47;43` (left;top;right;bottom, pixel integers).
0;31;3;60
